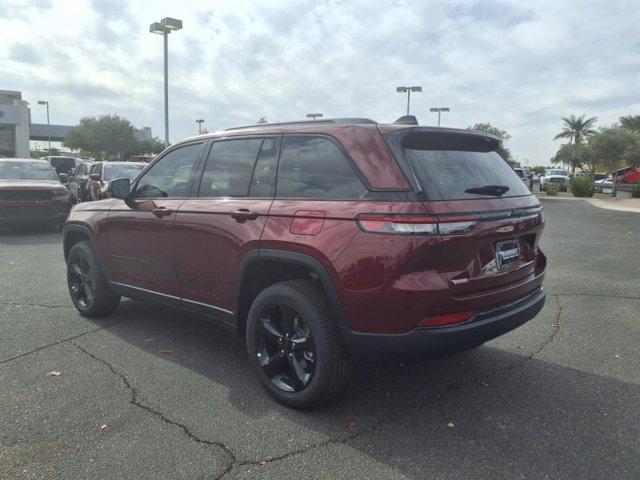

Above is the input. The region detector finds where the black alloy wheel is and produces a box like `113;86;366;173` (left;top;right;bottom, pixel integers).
66;241;120;317
69;253;95;308
254;302;316;393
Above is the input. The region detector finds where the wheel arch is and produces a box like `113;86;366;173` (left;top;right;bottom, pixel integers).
63;224;108;276
235;249;350;336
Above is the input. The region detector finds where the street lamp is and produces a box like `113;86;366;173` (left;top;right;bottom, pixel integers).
306;113;323;120
150;17;183;147
37;100;51;150
429;107;450;127
196;119;205;134
396;86;422;115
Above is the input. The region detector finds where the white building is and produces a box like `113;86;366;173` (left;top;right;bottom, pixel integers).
0;90;30;158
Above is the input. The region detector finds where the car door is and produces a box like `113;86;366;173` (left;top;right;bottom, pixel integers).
172;136;278;321
106;142;205;302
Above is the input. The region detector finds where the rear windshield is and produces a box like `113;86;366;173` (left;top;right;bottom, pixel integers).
0;161;58;180
49;157;76;169
403;148;531;200
104;163;145;181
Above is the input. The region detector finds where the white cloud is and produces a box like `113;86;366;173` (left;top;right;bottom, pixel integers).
1;0;639;164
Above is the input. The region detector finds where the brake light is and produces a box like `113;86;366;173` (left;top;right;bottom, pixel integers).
417;310;475;328
356;214;477;236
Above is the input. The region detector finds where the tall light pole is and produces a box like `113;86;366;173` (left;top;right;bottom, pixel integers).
396;86;422;115
429;107;450;126
196;119;204;134
150;17;182;148
37;100;50;150
306;113;323;120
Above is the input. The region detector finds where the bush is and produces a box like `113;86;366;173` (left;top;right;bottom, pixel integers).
632;183;640;198
569;176;595;197
546;184;559;196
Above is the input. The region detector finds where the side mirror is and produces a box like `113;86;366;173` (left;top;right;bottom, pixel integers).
109;178;131;199
58;173;69;183
89;173;101;181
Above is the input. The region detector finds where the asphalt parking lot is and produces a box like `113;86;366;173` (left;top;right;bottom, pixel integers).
1;200;639;480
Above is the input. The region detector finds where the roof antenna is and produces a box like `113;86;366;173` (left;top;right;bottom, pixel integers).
393;115;418;125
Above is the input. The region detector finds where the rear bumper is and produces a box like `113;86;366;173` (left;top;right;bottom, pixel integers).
340;287;546;361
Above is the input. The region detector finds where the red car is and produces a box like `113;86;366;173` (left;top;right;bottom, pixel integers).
63;118;546;408
0;158;71;225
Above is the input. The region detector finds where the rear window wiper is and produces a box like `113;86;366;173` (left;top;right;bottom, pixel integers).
464;185;510;196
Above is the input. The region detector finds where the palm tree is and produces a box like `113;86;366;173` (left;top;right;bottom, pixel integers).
620;115;640;131
554;114;598;145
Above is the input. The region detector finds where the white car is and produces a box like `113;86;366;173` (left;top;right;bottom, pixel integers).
540;169;570;192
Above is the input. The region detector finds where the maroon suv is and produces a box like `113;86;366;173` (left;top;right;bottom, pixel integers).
63;118;546;408
1;158;71;224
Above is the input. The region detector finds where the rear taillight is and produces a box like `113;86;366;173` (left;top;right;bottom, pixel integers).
356;214;477;236
417;310;475;328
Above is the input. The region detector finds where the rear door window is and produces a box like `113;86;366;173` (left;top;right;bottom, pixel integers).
398;132;531;200
276;136;367;199
198;138;263;197
249;138;279;198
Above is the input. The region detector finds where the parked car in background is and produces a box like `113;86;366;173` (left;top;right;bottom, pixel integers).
63;118;546;408
44;156;80;178
514;168;533;189
87;161;146;201
540;169;570;191
67;159;94;202
0;158;71;225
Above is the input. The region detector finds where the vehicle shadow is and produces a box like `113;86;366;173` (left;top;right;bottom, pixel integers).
0;223;62;244
83;300;640;479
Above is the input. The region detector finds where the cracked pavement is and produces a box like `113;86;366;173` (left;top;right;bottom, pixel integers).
1;201;639;479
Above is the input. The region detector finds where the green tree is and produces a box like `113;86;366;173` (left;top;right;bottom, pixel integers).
586;127;635;195
531;165;547;176
65;115;138;159
468;123;513;164
551;143;587;171
554;114;598;145
619;115;640;131
137;137;166;154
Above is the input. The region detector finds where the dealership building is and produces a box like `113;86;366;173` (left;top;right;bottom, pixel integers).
0;90;152;157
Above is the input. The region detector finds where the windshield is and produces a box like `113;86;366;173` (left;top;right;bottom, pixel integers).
548;170;568;176
104;163;145;181
402;148;531;200
0;161;58;180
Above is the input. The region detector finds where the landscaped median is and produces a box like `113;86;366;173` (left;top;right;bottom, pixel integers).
537;192;640;213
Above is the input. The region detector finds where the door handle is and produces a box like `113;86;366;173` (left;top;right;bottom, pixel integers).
152;207;173;218
230;209;259;222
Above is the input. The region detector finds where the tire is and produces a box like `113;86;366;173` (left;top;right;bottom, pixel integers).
67;241;120;317
245;279;353;409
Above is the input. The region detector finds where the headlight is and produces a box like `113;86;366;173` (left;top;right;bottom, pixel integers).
51;187;69;196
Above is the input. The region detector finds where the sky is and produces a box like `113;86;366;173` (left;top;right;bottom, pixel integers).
2;0;639;165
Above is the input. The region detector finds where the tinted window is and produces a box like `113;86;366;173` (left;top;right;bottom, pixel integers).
198;139;262;197
90;163;102;175
74;163;87;176
104;163;145;181
0;161;57;180
402;143;531;200
276;136;367;199
135;143;202;198
49;157;76;170
249;138;278;197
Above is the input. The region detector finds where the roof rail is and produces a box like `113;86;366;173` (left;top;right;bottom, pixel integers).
225;117;377;131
